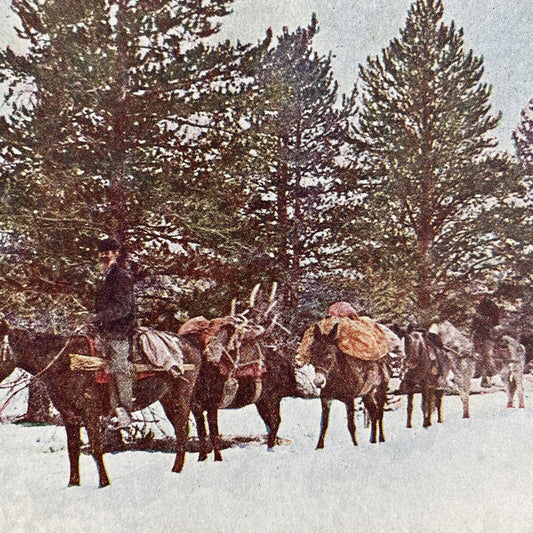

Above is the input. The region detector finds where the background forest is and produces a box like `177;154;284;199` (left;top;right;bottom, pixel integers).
0;0;532;338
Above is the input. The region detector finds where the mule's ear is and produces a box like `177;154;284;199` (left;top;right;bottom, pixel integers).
388;322;401;336
328;322;339;340
313;324;322;338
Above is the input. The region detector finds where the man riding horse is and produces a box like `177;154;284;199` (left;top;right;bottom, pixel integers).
472;291;501;387
88;237;136;430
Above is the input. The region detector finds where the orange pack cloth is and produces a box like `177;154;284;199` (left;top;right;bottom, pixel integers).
297;315;391;365
179;316;234;347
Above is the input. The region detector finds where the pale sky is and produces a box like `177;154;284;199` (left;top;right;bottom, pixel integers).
1;0;532;151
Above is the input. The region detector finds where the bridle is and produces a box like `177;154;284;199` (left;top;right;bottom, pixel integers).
0;327;83;390
310;347;336;378
0;328;83;419
220;325;264;373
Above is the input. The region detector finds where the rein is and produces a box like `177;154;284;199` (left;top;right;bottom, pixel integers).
0;328;83;418
31;337;73;380
441;343;472;359
221;330;264;372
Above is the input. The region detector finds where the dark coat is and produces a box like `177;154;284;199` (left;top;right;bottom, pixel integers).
473;297;500;338
91;263;136;337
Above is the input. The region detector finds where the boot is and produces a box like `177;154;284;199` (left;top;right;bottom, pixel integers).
108;407;132;430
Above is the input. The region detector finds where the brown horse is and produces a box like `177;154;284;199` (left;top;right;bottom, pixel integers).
193;343;304;461
0;321;202;487
399;327;450;428
308;323;389;449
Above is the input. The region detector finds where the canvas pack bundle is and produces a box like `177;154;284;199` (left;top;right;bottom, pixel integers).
297;315;391;365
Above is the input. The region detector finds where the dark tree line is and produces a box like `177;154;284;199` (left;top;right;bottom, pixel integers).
0;0;531;339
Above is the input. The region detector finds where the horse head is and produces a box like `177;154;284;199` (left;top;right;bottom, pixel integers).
403;329;425;369
379;323;406;374
309;322;339;389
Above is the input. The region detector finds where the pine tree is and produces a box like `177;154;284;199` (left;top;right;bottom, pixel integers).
232;16;342;326
0;0;270;322
341;0;511;321
504;96;533;304
513;97;533;172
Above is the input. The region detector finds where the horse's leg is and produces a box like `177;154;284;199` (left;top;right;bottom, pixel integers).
65;423;81;487
316;397;331;450
460;391;470;419
192;407;209;462
516;370;525;409
256;399;281;449
406;391;414;428
507;374;517;408
435;390;444;423
345;399;358;446
84;411;110;488
206;408;223;462
518;382;525;409
422;386;434;428
456;360;473;419
421;389;427;427
377;388;386;442
160;394;191;473
362;396;377;444
378;416;385;443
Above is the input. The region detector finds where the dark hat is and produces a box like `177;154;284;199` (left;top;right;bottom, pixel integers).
97;238;120;252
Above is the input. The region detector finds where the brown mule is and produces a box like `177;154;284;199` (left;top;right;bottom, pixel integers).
0;322;201;487
308;323;389;448
193;343;302;461
189;320;267;462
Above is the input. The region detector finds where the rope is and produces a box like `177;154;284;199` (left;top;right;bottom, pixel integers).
442;343;472;359
0;373;32;419
0;326;84;418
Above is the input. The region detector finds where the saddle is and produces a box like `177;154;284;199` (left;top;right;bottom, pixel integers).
180;315;266;407
69;329;195;382
179;315;235;363
179;315;265;366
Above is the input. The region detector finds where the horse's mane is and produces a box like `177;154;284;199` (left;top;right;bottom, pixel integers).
12;327;71;351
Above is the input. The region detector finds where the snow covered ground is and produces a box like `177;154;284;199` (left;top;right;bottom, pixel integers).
1;376;533;533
